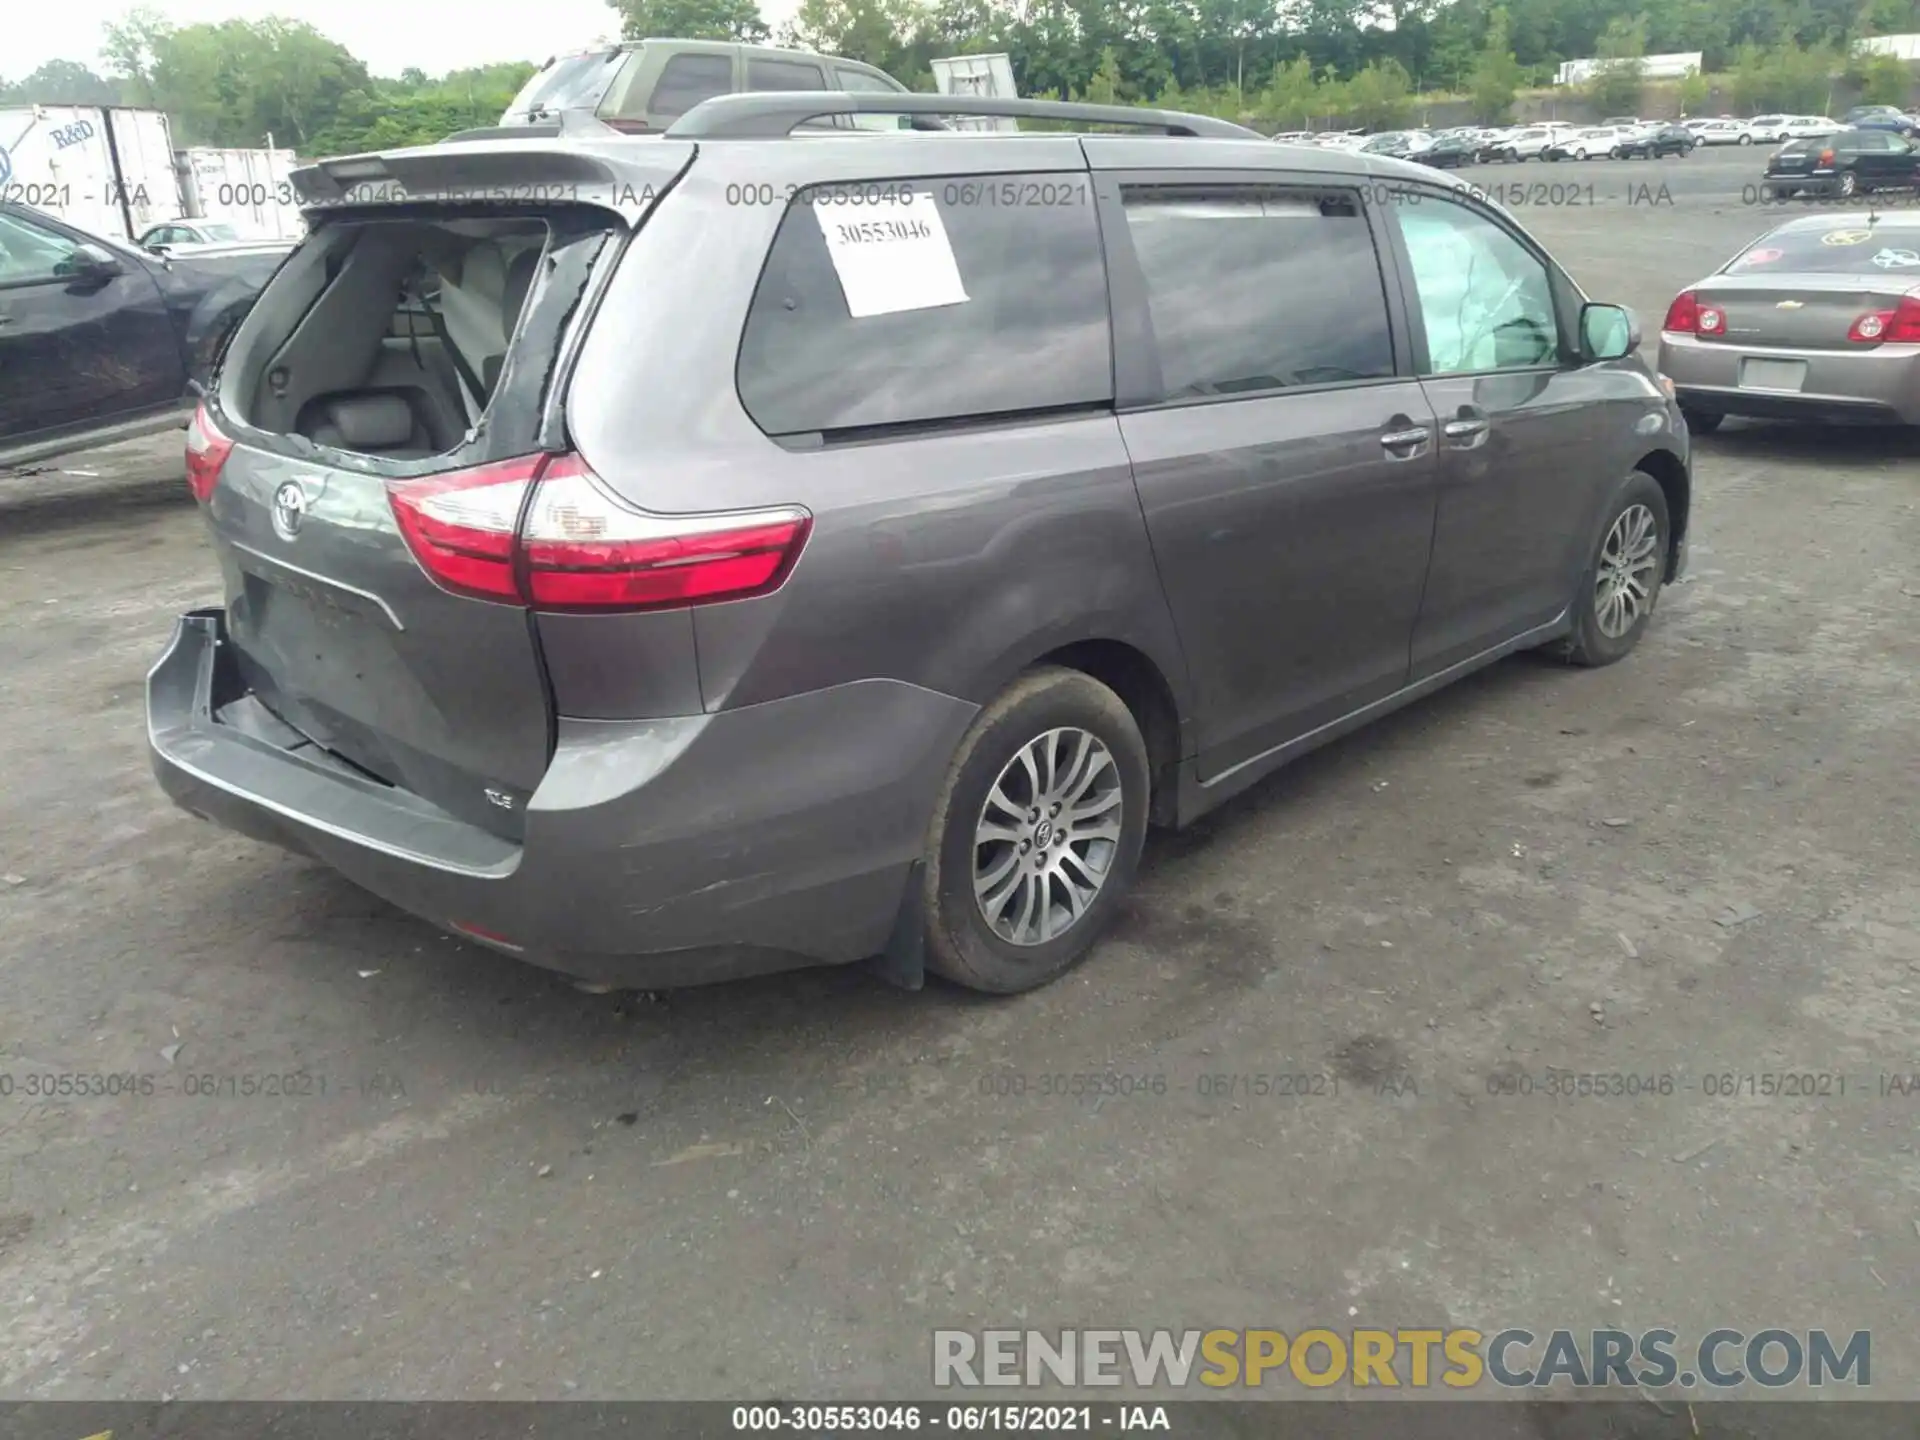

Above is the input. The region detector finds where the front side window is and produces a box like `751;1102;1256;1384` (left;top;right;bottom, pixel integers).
1118;186;1395;399
0;212;81;286
737;173;1111;435
1392;196;1560;374
834;66;907;129
835;67;903;93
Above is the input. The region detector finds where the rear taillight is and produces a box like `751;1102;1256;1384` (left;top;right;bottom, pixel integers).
1817;148;1836;167
387;452;812;613
184;402;234;503
1663;290;1724;335
1847;294;1920;344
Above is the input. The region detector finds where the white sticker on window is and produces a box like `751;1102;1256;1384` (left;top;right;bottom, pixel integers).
813;191;969;318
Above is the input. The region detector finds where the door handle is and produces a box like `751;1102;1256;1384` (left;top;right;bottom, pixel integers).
1380;426;1431;456
1443;417;1490;445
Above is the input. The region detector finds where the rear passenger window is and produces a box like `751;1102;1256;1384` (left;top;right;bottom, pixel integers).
1118;187;1396;400
748;58;828;90
648;54;733;118
737;176;1112;436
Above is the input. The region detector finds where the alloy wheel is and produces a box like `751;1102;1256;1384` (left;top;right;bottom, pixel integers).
1594;503;1660;640
972;727;1124;947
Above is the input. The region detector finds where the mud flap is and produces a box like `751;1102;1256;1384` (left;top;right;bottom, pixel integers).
868;860;927;991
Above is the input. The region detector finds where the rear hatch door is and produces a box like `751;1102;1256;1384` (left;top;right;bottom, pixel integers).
200;140;693;839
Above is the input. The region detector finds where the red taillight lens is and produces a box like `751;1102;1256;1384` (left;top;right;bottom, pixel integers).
1817;148;1835;167
1662;290;1699;332
1849;294;1920;344
184;402;234;503
386;454;542;603
1848;309;1892;343
387;452;812;613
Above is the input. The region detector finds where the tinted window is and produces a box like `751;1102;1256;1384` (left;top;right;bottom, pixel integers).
649;53;733;118
737;174;1112;435
747;58;828;90
1392;196;1559;373
1119;187;1394;399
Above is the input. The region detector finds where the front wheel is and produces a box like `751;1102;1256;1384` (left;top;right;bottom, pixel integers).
1547;472;1670;669
1740;133;1754;145
922;666;1151;994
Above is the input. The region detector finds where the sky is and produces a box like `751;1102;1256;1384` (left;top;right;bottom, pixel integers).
6;0;807;82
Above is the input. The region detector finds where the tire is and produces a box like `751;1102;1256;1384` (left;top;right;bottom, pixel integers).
1739;133;1753;145
1680;405;1724;433
1837;170;1858;199
921;666;1151;994
1548;472;1671;669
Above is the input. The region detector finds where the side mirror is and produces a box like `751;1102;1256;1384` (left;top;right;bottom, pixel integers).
57;243;125;283
1581;302;1639;360
146;242;173;256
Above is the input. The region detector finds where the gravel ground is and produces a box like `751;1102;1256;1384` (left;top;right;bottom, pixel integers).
0;148;1916;1414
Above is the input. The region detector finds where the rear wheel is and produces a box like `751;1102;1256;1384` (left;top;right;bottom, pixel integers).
1548;472;1670;669
1837;170;1859;198
1739;133;1754;145
1680;406;1723;433
922;667;1151;994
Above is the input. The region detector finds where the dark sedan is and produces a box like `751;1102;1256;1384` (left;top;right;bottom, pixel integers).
1762;128;1920;200
1841;105;1918;138
1613;124;1697;158
1411;134;1478;169
0;203;283;468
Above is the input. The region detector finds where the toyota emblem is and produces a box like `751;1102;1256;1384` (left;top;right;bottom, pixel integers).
270;481;310;540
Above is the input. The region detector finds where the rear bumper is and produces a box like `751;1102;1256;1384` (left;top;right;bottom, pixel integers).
1658;334;1920;425
148;609;979;987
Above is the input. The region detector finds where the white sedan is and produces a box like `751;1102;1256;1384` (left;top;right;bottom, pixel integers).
137;219;297;256
1690;119;1757;145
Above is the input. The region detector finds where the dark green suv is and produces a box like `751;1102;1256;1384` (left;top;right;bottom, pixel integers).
501;40;912;134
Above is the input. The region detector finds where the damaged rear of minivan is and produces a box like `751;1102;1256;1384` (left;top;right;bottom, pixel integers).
146;140;884;987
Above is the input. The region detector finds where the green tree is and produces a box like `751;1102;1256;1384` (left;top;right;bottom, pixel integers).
1344;57;1412;126
1078;48;1125;103
1256;53;1320;127
1859;50;1913;105
0;59;123;105
100;5;170;105
1674;65;1710;114
612;0;770;41
1469;7;1524;122
1586;14;1648;115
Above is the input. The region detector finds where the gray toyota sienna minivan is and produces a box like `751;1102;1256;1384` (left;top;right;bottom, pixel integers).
148;93;1692;995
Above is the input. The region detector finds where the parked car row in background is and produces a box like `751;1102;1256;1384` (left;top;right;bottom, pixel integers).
1272;110;1920;163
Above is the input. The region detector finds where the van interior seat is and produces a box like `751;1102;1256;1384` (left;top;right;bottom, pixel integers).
297;391;442;459
484;248;542;392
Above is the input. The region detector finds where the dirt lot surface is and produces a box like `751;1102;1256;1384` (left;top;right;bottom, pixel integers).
1;148;1916;1414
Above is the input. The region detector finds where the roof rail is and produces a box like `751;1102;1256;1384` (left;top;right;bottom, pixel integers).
664;92;1262;140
